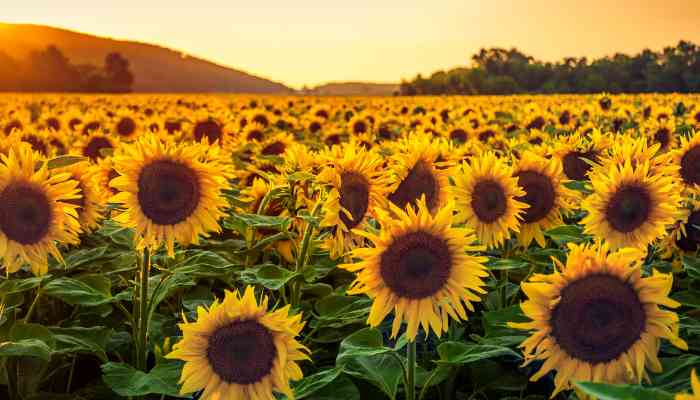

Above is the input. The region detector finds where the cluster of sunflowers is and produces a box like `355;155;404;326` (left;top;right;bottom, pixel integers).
0;93;699;400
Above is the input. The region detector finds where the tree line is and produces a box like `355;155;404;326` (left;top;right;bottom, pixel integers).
0;45;134;93
400;40;700;95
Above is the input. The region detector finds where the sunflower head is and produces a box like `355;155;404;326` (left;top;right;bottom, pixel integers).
167;286;308;400
0;144;81;275
341;198;488;340
453;152;528;248
510;242;687;398
109;136;229;256
582;158;681;249
512;151;577;247
318;144;386;258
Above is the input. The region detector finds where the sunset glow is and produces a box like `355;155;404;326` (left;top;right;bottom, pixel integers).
4;0;700;88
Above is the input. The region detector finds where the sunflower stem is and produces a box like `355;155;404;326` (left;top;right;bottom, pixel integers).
406;340;417;400
23;285;42;323
291;201;323;307
136;248;151;372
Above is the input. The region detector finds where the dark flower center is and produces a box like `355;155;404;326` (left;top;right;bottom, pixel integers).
654;128;671;150
22;135;48;155
46;118;61;131
353;120;368;135
559;110;571;125
526;116;545;130
82;121;100;136
380;230;452;299
69;118;82;131
551;274;645;364
309;121;322;134
449;129;468;143
388;160;439;212
605;184;651;233
0;182;52;244
562;150;598;181
599;97;612;111
515;171;555;223
83;137;113;161
193;120;223;144
164;121;182;134
261;141;286;156
4;120;22;135
252;114;269;127
117;117;136;137
324;134;341;147
478;130;495;143
680;145;700;186
471;180;507;223
137;160;200;225
207;320;276;384
339;172;370;229
676;210;700;252
247;130;264;142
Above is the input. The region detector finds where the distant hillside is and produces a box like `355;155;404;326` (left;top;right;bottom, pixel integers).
304;82;399;96
0;23;293;93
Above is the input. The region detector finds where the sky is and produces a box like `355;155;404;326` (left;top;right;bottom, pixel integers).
3;0;700;89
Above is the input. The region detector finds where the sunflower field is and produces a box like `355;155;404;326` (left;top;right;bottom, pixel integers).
0;93;699;400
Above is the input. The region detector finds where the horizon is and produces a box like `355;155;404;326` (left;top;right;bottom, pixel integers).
3;1;700;89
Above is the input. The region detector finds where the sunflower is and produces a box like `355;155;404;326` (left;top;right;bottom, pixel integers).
385;133;450;214
109;136;229;256
55;161;104;233
675;370;700;400
166;286;308;400
348;114;372;135
512;152;576;247
673;131;700;195
241;122;267;143
582;159;681;249
78;133;119;162
318;144;386;258
341;199;488;340
452;152;528;248
510;242;687;398
0;144;81;275
113;112;141;140
258;133;295;158
645;118;678;153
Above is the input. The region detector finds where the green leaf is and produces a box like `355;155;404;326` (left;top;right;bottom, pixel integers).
169;250;235;277
279;366;345;399
487;258;529;271
224;213;290;234
0;339;52;361
337;328;392;360
240;264;300;290
10;322;55;347
482;304;528;337
650;355;700;393
101;361;186;397
671;290;700;308
336;328;402;399
545;224;587;245
437;342;520;365
0;276;50;295
46;155;86;169
49;326;112;362
311;295;371;329
574;381;674;400
61;246;111;270
302;375;360;400
44;275;113;306
681;255;700;280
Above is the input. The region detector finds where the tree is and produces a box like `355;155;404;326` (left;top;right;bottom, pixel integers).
104;52;134;93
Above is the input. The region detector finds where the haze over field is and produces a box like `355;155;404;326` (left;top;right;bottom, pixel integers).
4;0;700;90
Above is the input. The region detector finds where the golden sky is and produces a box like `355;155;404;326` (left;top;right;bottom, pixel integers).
4;0;700;89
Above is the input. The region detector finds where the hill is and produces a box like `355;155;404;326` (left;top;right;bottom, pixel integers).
0;23;293;93
304;82;399;96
